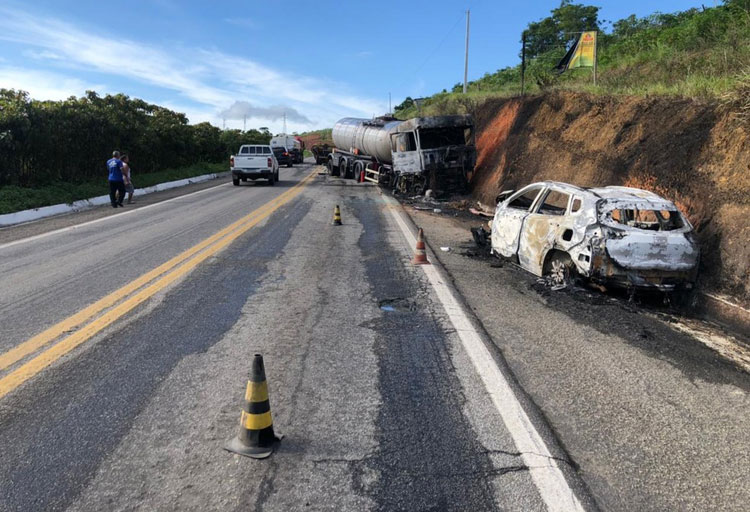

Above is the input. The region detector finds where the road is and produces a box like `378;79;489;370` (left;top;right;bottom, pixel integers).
0;164;589;511
0;162;747;511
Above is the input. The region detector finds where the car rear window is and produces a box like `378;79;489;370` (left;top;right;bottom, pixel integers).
263;147;271;154
607;208;684;231
240;146;256;154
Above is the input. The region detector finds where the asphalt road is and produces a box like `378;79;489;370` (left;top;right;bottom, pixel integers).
0;164;590;511
409;208;750;512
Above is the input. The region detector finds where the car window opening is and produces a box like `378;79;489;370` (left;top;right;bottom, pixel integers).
608;208;684;231
508;188;542;211
538;190;570;216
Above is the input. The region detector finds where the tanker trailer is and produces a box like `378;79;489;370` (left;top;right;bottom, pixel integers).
327;115;475;195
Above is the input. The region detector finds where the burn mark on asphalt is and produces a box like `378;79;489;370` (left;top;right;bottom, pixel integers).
354;196;499;512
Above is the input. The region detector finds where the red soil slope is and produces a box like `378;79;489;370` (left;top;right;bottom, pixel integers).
470;92;750;303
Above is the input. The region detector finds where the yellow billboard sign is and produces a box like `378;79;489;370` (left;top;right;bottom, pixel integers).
568;31;597;69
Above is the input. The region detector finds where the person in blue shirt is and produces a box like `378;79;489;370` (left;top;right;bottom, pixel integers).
107;151;126;208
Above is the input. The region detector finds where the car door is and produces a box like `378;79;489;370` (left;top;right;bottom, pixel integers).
491;186;544;258
517;188;571;275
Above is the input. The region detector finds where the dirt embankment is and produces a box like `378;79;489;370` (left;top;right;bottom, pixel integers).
470;91;750;304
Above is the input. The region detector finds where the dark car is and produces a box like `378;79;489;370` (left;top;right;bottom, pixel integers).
272;146;293;167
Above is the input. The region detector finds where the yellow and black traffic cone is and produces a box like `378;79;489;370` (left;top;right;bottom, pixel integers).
224;354;282;459
412;228;430;265
332;205;342;225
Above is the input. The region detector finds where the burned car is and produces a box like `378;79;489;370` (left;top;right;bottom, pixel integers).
490;181;699;292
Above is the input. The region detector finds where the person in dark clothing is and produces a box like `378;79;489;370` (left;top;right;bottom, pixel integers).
107;150;126;208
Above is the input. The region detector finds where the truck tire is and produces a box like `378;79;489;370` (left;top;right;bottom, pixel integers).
268;173;275;186
353;161;364;182
233;178;240;186
339;159;349;179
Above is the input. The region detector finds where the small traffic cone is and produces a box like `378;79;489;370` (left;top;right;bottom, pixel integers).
412;228;430;265
332;205;342;225
359;169;365;183
225;354;282;459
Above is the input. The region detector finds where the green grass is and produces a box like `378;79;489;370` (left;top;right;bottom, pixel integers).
0;161;226;215
393;3;750;115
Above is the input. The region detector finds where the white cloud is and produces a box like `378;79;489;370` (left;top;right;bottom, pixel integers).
0;5;386;131
0;67;105;100
224;18;255;29
22;49;62;60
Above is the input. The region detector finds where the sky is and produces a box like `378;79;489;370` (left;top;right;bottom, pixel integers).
0;0;708;133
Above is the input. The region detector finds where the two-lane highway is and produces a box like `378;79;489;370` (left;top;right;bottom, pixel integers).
0;164;592;511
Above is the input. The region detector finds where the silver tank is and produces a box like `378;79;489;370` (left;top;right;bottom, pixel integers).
332;118;403;164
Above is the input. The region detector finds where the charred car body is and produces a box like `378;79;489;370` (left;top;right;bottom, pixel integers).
490;181;699;292
328;115;476;195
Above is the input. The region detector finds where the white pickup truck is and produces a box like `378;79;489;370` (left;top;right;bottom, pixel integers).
230;144;280;186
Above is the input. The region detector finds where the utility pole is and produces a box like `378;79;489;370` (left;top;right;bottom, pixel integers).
463;9;470;94
521;31;526;96
283;111;287;134
593;32;598;87
243;115;246;131
388;92;392;115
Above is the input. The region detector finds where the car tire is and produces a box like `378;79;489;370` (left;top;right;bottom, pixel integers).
268;174;275;186
545;251;575;286
233;178;240;186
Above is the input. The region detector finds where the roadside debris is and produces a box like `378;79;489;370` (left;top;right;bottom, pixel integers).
440;246;451;252
471;226;490;247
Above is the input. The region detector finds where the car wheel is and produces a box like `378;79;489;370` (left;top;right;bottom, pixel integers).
268;174;275;186
545;252;574;286
233;178;240;186
287;162;292;168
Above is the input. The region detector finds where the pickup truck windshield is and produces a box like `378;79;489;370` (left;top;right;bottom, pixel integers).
418;127;468;149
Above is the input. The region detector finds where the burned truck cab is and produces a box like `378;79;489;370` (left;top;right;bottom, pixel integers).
390;115;476;195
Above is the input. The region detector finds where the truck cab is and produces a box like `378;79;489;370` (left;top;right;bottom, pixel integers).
390;116;476;194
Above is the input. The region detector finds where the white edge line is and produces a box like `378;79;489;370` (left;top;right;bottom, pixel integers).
0;182;231;251
382;193;586;512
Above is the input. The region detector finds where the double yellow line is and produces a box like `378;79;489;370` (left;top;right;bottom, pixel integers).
0;170;318;399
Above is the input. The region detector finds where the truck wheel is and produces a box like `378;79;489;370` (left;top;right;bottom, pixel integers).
287;161;293;168
268;174;275;186
233;178;240;186
339;159;348;178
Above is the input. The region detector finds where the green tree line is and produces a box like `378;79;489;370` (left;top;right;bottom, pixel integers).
0;90;271;188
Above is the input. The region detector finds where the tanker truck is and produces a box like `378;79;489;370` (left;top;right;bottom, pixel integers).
326;115;476;195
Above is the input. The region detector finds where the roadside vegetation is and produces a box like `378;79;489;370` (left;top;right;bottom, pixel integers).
395;0;750;118
0;90;270;212
0;162;226;215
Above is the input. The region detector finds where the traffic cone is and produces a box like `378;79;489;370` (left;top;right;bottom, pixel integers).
332;205;342;225
225;354;282;459
412;228;430;265
359;169;365;183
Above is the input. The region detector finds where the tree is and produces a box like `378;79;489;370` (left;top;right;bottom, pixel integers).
523;1;601;59
394;97;414;112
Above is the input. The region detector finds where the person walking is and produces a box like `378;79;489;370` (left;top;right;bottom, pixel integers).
121;154;135;204
107;150;126;208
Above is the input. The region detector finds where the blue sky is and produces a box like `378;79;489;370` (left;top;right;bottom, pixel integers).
0;0;707;132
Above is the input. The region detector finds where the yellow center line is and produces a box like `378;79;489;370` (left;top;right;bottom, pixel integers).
0;170;318;399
